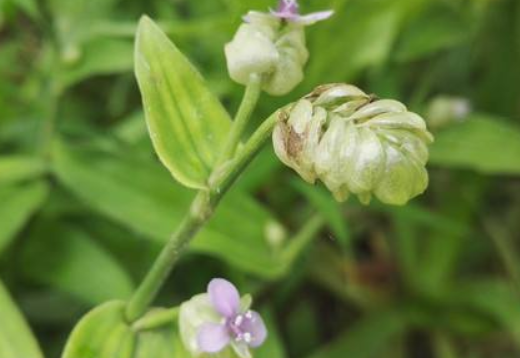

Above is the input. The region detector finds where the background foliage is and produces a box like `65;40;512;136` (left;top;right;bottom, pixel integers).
1;0;520;357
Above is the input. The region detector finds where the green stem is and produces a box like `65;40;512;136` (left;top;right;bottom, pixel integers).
132;307;180;332
217;74;263;164
125;111;280;322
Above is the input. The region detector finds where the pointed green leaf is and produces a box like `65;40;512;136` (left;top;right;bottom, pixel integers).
62;301;183;358
0;279;44;358
0;181;49;255
135;16;232;189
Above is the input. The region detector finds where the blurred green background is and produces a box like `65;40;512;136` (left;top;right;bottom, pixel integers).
1;0;520;357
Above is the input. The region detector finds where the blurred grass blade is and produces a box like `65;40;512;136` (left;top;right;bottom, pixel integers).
10;0;38;19
430;114;520;174
0;155;46;185
135;16;232;189
0;181;49;255
0;279;44;358
256;309;287;358
306;309;408;358
21;223;134;305
59;39;134;88
395;5;470;62
291;179;350;247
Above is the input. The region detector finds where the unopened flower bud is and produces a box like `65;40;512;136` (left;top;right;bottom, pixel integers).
225;1;333;96
273;84;434;205
426;96;471;129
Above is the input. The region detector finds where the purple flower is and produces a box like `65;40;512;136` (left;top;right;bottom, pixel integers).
270;0;334;25
196;279;267;355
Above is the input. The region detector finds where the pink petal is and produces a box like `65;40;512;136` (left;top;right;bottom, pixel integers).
197;323;230;353
208;278;241;318
243;311;268;348
293;10;334;25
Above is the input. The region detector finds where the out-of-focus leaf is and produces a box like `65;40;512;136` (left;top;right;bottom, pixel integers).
0;155;45;184
291;179;349;246
307;310;408;358
59;39;134;88
256;309;287;358
307;0;402;84
21;223;134;305
430;114;520;174
135;16;231;189
395;7;470;62
0;279;44;358
446;280;520;346
0;180;48;254
62;301;183;358
49;0;118;62
51;141;290;278
8;0;38;19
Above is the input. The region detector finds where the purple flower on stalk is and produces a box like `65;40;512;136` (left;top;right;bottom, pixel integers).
189;278;267;357
270;0;334;25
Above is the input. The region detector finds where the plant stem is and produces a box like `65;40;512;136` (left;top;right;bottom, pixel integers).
125;111;280;322
217;74;263;164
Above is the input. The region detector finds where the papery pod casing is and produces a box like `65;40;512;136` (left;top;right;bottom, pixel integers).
273;84;434;205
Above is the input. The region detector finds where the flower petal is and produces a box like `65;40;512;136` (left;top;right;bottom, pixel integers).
208;278;241;318
293;10;334;25
197;323;230;353
243;311;268;348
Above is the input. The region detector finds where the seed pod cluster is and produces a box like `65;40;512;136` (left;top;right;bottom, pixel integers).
273;84;434;205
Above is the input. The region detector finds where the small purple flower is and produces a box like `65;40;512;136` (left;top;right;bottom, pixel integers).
196;278;267;355
270;0;334;25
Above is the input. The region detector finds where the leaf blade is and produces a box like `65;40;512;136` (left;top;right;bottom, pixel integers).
0;280;44;358
135;16;232;189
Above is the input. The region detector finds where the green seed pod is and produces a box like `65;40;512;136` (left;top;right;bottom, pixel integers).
273;84;434;205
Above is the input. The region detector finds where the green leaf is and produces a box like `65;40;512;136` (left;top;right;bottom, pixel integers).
52;141;288;278
135;16;232;189
307;310;408;358
21;223;134;305
62;301;182;358
0;180;49;255
0;155;45;184
395;6;469;62
0;279;44;358
430;114;520;174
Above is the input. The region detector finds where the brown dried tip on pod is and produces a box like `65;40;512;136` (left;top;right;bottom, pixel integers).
273;83;434;206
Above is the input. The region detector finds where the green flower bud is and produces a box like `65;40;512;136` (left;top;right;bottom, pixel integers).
225;12;308;96
225;1;333;96
426;95;471;129
273;84;434;205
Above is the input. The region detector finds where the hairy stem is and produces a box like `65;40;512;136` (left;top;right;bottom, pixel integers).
125;111;280;322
